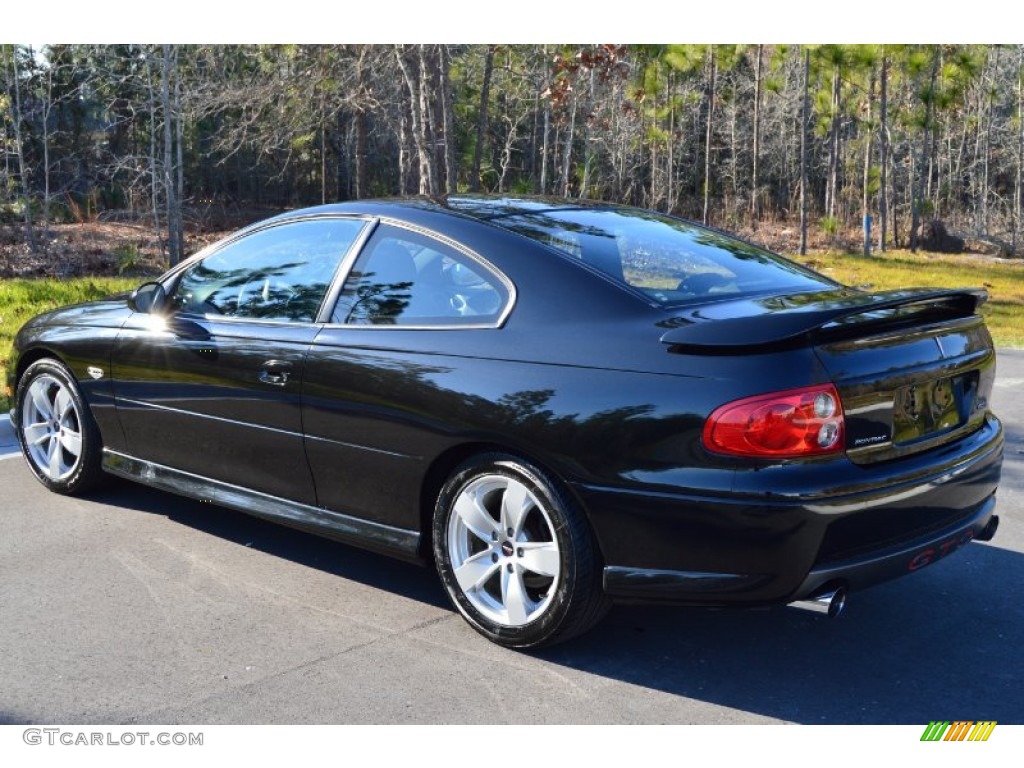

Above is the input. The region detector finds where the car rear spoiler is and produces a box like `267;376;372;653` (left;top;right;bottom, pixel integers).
659;288;988;353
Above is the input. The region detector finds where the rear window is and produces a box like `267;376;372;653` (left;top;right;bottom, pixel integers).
492;207;835;305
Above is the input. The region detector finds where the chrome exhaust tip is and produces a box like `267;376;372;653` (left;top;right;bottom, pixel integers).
976;515;999;542
790;587;847;619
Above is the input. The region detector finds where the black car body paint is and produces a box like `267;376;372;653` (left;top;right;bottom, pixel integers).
6;196;1003;645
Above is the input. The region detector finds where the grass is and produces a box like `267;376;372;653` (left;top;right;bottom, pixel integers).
788;249;1024;348
1;250;1021;414
1;277;139;413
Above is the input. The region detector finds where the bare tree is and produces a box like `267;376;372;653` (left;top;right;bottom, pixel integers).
1017;45;1023;250
750;44;763;228
910;47;940;253
439;45;459;195
880;51;889;252
800;47;810;256
161;44;184;265
5;46;37;251
471;45;495;192
702;47;717;225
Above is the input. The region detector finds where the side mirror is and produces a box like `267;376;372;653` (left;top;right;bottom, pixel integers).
129;281;167;314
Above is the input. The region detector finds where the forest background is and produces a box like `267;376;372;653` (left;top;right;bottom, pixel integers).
3;43;1024;266
3;42;1024;408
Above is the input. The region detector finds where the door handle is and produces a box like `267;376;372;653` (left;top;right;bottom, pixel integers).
259;359;293;386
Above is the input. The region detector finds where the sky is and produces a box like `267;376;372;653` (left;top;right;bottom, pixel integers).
4;1;1013;44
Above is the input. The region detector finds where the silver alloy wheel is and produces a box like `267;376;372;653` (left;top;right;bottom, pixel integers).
446;474;561;627
20;374;84;482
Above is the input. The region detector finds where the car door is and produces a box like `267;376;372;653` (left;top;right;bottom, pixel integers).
112;216;369;504
302;223;514;530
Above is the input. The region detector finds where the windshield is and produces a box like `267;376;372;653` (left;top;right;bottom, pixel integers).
491;207;836;305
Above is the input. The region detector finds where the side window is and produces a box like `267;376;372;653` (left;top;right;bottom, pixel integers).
336;225;510;326
171;218;366;322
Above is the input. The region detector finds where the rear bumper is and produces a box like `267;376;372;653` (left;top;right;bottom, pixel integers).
581;414;1003;605
789;496;997;601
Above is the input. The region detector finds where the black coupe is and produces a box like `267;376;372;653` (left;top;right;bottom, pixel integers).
6;197;1003;648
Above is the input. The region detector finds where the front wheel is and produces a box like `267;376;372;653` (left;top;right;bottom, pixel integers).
16;358;105;495
433;454;610;649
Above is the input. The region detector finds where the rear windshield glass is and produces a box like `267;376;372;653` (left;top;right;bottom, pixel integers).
493;207;835;305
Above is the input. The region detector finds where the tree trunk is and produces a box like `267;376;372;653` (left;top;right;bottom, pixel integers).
353;108;367;198
910;47;939;253
666;69;675;212
702;48;716;226
146;49;161;238
880;53;888;252
751;44;762;228
980;48;997;235
539;47;551;194
799;48;809;256
440;46;459;195
397;104;411;195
174;50;185;259
1017;45;1023;252
41;55;53;238
497;116;519;194
649;72;658;208
863;68;875;256
580;65;595;199
332;108;347;200
826;66;841;220
560;82;577;197
161;44;183;266
418;45;439;195
319;122;327;204
471;45;495;192
352;49;368;199
9;46;37;252
395;45;435;195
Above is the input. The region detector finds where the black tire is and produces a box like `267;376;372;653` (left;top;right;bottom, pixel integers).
15;358;106;495
433;453;610;649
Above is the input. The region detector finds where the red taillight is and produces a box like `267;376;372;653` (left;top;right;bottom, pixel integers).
703;384;845;458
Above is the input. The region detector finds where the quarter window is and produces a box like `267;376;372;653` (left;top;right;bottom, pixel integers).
172;218;366;322
336;226;509;326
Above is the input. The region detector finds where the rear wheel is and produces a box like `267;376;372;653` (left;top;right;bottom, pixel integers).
433;453;610;648
16;358;105;495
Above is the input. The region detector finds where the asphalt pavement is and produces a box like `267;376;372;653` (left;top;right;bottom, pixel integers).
0;352;1021;725
0;415;19;459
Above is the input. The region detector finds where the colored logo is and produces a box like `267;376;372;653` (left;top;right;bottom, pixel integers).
920;721;996;742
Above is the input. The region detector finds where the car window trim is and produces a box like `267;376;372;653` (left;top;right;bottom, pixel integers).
315;216;380;324
322;216;518;331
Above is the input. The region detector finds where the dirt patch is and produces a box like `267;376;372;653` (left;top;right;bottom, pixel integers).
0;221;230;279
733;219;1022;260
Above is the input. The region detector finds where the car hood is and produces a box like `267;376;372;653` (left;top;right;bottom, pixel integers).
20;295;134;333
657;287;987;352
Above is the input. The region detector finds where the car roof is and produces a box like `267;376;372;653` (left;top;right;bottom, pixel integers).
273;195;627;225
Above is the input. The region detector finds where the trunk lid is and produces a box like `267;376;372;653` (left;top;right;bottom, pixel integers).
660;287;996;463
815;310;995;465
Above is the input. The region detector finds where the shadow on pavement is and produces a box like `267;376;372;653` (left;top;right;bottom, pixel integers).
87;480;450;612
534;540;1022;724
